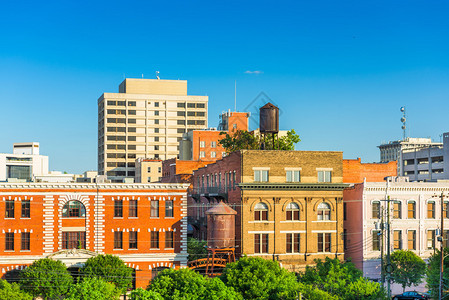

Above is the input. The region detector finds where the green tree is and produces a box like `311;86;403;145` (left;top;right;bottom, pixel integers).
298;257;385;300
148;268;241;300
79;254;133;293
187;237;208;261
130;288;163;300
219;129;300;153
427;248;449;299
0;279;32;300
220;256;300;300
389;249;426;292
19;258;72;299
65;277;120;300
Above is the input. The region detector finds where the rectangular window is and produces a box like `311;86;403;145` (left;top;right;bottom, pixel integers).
129;200;138;218
199;151;205;158
200;141;205;148
372;230;381;251
154;102;159;107
177;120;185;125
444;230;449;248
5;201;14;218
408;201;416;219
444;202;449;219
62;232;86;249
151;231;159;248
372;201;380;219
129;231;138;249
147;167;151;172
408;230;416;250
286;233;300;253
177;102;185;108
211;151;216;158
254;234;269;254
151;200;159;217
427;230;435;250
286;170;300;182
427;201;435;219
393;230;402;250
317;233;331;252
114;231;123;249
165;231;174;248
343;203;347;221
21;232;30;251
393;201;401;219
21;200;30;218
317;171;332;183
165;200;174;218
211;141;217;148
114;200;123;217
254;170;269;182
5;233;14;251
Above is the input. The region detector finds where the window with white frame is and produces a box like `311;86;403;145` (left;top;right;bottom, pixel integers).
211;141;217;148
211;151;216;158
317;170;332;183
199;151;205;158
254;169;269;182
286;169;300;182
200;141;206;148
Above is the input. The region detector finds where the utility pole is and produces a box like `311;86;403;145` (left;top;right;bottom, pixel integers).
380;206;385;289
433;192;448;300
386;196;391;300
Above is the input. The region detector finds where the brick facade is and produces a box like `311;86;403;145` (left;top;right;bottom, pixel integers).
343;158;397;183
190;150;348;271
0;182;189;288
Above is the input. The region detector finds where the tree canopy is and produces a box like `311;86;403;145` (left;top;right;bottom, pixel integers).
79;254;133;293
427;248;449;299
187;237;208;261
220;256;300;300
65;277;120;300
298;257;385;300
147;267;241;300
389;250;426;292
130;288;163;300
19;258;72;300
218;129;300;153
0;279;32;300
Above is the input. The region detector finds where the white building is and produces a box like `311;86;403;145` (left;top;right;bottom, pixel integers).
401;132;449;181
98;78;208;183
344;177;448;293
378;137;442;176
0;143;49;182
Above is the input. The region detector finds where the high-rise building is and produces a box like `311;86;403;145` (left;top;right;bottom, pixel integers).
98;78;208;182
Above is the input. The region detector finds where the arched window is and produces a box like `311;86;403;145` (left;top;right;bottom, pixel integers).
286;202;300;220
317;202;331;221
62;201;86;218
254;202;268;221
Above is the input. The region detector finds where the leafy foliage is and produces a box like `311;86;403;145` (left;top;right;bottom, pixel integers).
218;129;300;153
0;279;32;300
220;256;300;300
389;250;426;292
19;258;72;299
427;248;449;299
79;254;133;293
187;237;208;261
298;257;385;300
65;277;120;300
130;288;163;300
147;268;241;300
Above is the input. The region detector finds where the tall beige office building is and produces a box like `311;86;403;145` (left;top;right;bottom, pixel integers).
98;78;208;182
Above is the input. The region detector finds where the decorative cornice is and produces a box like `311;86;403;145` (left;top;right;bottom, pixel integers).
238;183;349;191
0;183;190;190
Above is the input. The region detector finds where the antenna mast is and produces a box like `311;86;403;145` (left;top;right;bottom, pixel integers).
400;106;406;141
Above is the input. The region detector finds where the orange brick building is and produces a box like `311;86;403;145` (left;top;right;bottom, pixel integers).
343;158;397;183
0;182;189;288
161;158;209;186
179;111;249;162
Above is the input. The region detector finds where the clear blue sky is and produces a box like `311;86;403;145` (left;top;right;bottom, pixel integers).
1;0;448;173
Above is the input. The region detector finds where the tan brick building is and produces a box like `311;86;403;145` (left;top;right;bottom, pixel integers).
135;158;162;183
190;150;348;271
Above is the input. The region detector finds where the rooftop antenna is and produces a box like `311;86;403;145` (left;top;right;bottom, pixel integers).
400;106;406;140
234;80;237;112
156;71;160;80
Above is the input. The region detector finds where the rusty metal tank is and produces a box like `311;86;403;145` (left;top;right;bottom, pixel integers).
259;102;279;134
206;202;237;249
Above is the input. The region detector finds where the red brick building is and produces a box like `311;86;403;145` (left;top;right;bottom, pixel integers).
343;158;397;183
0;182;188;288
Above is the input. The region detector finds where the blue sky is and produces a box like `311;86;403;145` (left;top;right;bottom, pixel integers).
1;0;448;173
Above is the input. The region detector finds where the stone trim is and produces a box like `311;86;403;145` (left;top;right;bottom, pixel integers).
238;183;349;191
